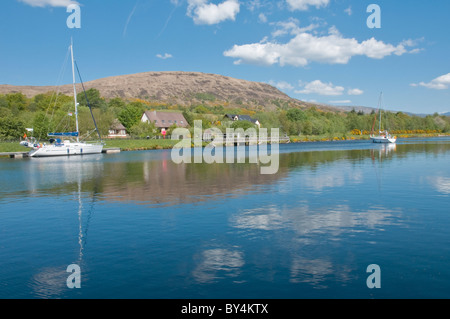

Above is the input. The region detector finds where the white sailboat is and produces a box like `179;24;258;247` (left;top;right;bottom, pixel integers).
26;41;103;157
370;93;397;144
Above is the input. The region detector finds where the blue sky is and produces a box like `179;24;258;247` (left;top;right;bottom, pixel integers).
1;0;449;114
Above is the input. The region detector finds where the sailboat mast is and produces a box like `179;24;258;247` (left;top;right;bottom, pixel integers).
378;92;382;133
70;39;80;142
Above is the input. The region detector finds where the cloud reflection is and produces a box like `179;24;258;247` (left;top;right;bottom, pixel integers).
230;203;401;287
30;267;67;299
192;248;245;284
431;176;450;195
231;203;401;236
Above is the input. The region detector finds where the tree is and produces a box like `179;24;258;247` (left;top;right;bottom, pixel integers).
108;97;127;110
77;88;106;109
0;115;25;140
182;111;194;126
118;104;143;130
32;112;53;139
231;120;256;130
6;92;28;113
286;108;306;122
129;121;156;138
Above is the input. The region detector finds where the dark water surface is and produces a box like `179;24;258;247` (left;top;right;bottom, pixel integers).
1;138;449;299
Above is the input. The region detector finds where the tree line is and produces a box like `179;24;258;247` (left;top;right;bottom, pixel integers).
1;88;449;141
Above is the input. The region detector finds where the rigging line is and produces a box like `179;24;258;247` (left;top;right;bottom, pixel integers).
45;47;71;120
74;61;102;142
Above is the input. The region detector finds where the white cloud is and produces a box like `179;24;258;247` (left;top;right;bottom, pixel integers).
271;18;320;38
258;13;268;23
286;0;329;11
348;88;364;95
187;0;240;25
268;80;294;91
295;80;362;97
411;73;450;90
156;53;173;60
329;100;352;104
18;0;78;7
296;80;345;96
344;6;352;16
224;26;417;67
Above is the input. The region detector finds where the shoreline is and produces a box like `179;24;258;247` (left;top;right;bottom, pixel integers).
2;133;449;155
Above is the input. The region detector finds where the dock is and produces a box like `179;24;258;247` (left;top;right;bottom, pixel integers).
0;152;29;159
102;148;121;154
1;148;121;159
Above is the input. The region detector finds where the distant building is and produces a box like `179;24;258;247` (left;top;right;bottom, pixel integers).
223;114;261;128
108;119;128;138
141;111;189;131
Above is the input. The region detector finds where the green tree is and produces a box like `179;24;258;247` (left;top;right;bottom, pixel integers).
194;105;209;114
182;110;194;126
129;121;156;138
231;120;256;130
77;88;106;109
6;92;28;113
286;108;306;122
118;104;143;130
0;115;25;140
32;112;53;139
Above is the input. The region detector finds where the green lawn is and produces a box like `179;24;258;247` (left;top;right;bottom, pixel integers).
0;142;29;153
103;138;180;150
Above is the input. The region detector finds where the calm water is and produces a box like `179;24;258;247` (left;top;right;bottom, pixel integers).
0;138;449;299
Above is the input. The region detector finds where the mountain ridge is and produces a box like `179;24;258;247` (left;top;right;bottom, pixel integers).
0;71;338;112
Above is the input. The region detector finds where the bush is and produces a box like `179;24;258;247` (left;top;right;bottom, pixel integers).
0;115;26;140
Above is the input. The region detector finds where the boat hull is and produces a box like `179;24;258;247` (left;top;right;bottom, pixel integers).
370;136;397;144
29;143;103;157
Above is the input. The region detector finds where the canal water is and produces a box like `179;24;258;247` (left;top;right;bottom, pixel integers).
0;138;449;299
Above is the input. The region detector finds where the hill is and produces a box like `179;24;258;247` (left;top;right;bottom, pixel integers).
0;71;336;112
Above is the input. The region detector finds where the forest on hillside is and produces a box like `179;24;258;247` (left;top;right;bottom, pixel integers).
1;88;449;141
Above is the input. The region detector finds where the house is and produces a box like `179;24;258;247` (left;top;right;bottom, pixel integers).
108;119;128;138
223;114;261;128
141;111;189;132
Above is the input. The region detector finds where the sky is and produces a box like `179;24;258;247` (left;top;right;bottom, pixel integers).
1;0;449;114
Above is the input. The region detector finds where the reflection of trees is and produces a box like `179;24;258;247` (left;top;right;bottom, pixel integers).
6;141;449;206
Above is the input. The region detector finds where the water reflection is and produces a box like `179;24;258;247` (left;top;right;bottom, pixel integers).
289;257;334;287
192;248;245;284
1;139;450;298
431;177;450;195
231;203;401;237
30;267;68;299
25;158;98;298
2;141;449;207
